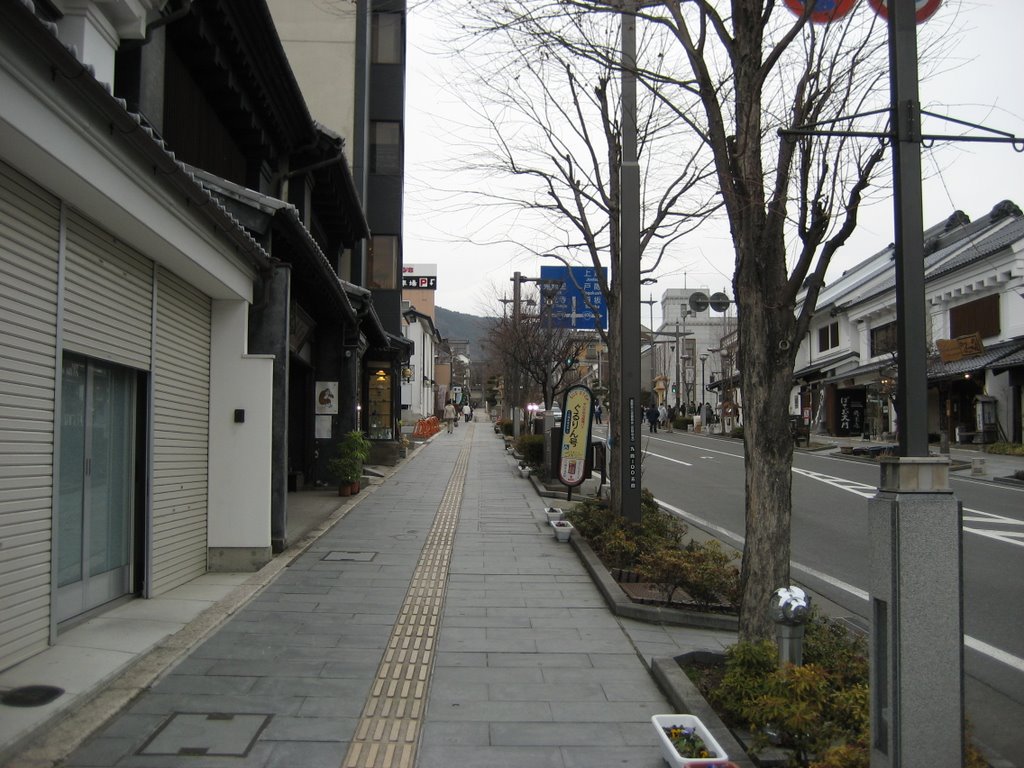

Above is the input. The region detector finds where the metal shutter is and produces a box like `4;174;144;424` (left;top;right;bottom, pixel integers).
63;209;153;370
0;160;60;670
150;267;211;594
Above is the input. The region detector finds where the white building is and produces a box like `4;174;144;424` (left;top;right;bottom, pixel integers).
792;201;1024;443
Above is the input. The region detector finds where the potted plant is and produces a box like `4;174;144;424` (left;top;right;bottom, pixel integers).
651;714;728;767
550;519;574;543
329;430;371;495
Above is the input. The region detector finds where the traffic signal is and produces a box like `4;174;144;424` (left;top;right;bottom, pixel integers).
671;383;677;393
565;355;576;367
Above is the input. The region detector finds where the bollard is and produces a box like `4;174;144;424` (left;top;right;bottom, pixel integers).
772;586;811;666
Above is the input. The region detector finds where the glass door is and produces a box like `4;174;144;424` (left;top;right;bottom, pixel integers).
56;355;136;622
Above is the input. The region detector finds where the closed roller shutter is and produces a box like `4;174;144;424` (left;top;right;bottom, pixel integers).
63;209;152;370
150;267;211;594
0;160;60;670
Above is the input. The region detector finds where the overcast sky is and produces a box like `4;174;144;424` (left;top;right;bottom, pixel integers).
403;1;1024;324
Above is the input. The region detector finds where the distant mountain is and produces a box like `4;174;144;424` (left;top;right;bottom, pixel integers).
435;306;495;360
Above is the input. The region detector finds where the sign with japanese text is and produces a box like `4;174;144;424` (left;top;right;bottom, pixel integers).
402;263;438;290
558;386;595;487
540;265;608;331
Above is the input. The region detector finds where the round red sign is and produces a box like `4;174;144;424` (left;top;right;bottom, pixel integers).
867;0;942;23
783;0;859;24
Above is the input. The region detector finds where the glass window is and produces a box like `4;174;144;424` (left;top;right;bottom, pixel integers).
369;235;399;289
818;321;839;352
370;121;402;175
870;321;897;358
371;13;403;64
368;368;393;440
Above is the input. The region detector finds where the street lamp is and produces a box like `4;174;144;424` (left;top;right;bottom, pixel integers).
700;352;708;413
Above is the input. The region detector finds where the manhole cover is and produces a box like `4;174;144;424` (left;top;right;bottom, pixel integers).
137;713;271;756
322;550;377;561
1;685;65;707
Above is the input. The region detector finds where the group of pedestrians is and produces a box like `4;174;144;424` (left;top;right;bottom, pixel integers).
442;401;473;433
645;402;676;433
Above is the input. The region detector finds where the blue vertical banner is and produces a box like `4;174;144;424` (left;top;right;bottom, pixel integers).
539;266;608;331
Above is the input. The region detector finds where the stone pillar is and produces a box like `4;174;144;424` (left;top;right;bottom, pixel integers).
869;457;964;767
249;263;291;553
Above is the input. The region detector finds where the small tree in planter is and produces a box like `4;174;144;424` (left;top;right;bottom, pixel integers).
328;430;371;494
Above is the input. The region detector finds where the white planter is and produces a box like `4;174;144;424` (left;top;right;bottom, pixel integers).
545;507;564;523
651;714;728;767
550;520;574;542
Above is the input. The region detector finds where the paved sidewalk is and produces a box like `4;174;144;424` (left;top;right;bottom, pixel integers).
5;418;734;768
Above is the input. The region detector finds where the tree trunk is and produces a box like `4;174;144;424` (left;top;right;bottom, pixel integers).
736;270;798;642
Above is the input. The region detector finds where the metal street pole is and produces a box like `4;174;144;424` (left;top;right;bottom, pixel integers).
673;321;680;410
512;272;522;439
868;2;964;765
617;0;642;523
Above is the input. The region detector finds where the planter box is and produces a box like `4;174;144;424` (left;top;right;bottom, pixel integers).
545;507;564;523
550;520;574;542
652;714;729;767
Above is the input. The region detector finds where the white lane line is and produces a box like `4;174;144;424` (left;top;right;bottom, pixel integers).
657;498;1024;676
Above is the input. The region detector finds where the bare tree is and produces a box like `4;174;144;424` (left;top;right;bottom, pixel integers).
443;0;919;641
487;291;589;411
440;7;719;519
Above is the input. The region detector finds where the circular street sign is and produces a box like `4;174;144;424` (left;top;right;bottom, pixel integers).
709;292;732;313
866;0;941;22
783;0;858;24
688;291;709;313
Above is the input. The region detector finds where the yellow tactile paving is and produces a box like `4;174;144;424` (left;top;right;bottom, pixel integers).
341;431;471;768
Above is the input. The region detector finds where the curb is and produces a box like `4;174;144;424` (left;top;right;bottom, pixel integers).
651;656;756;768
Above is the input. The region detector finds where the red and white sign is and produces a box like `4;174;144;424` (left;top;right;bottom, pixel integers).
783;0;858;24
867;0;941;23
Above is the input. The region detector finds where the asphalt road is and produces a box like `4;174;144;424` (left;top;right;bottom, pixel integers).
618;426;1024;765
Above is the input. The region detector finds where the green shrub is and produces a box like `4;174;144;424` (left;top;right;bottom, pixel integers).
730;425;744;439
515;434;545;467
674;415;694;430
636;540;739;610
499;419;514;436
985;441;1024;456
593;529;638;569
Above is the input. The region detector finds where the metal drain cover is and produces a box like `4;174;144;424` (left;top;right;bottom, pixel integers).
138;712;271;756
1;685;65;707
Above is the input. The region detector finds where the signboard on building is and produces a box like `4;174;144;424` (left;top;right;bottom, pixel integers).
402;263;437;290
540;265;608;331
936;333;984;362
558;385;594;487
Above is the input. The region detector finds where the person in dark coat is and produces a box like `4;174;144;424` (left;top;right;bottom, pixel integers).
646;403;659;433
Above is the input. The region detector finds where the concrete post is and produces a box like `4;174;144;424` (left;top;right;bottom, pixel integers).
869;456;964;767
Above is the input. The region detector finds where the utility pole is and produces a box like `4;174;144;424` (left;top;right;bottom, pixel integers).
512;272;522;439
617;0;642;523
868;2;964;764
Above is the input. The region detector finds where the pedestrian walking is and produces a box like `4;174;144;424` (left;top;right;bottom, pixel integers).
462;403;472;423
443;401;457;433
594;403;603;425
646;403;659;433
665;405;675;433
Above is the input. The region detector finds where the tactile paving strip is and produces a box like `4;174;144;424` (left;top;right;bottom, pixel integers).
341;431;471;768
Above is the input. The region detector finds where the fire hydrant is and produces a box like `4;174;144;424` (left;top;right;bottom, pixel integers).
772;586;811;666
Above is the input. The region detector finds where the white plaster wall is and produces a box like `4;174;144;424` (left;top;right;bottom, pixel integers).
207;300;274;548
55;2;119;87
267;0;358;147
